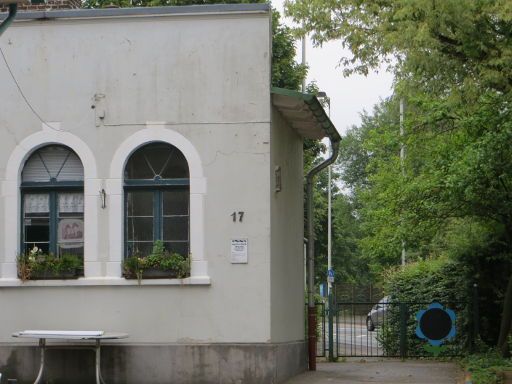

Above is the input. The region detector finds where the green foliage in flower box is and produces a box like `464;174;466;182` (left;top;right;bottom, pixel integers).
123;240;190;283
17;247;83;281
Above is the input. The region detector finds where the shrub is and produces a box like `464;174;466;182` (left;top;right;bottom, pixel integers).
462;350;512;384
380;257;474;356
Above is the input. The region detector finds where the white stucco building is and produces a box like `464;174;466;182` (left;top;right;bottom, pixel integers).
0;4;338;383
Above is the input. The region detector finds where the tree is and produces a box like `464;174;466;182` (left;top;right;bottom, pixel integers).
336;92;512;351
285;0;512;353
284;0;512;94
271;9;308;90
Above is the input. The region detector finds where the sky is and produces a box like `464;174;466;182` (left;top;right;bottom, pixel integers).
271;0;394;135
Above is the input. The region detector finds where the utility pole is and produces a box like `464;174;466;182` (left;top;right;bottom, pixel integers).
400;98;406;266
327;113;335;362
301;35;306;93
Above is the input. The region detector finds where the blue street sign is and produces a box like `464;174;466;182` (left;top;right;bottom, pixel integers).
328;269;335;283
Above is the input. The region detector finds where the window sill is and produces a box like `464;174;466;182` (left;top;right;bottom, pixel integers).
0;276;211;287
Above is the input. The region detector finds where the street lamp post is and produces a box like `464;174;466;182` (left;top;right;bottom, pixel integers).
400;98;406;266
318;91;335;361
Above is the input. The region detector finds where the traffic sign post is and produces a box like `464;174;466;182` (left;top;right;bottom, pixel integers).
328;269;335;283
327;269;335;361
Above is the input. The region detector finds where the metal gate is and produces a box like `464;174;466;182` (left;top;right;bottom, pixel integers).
309;303;326;358
316;300;477;358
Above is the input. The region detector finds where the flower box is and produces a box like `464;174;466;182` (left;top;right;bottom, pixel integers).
123;268;179;280
19;269;82;280
17;248;83;282
122;241;190;284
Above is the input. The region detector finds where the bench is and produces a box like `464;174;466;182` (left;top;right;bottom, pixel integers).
12;330;128;384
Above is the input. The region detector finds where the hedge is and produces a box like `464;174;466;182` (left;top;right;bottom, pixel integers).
380;257;475;356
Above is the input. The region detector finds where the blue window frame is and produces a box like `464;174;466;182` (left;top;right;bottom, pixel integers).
21;145;84;258
124;142;190;257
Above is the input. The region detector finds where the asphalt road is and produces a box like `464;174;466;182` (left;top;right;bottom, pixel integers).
318;322;384;357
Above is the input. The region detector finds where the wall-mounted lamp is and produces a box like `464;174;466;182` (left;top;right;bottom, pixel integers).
274;166;282;193
100;189;107;209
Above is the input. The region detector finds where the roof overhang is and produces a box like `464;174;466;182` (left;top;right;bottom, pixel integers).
271;87;341;142
0;3;270;21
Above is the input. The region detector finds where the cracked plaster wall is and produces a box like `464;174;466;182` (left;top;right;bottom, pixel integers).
0;10;278;346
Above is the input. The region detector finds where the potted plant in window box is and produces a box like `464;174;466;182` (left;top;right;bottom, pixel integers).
123;240;190;284
17;246;83;281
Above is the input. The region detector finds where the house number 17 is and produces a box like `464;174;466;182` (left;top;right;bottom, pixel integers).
231;211;244;222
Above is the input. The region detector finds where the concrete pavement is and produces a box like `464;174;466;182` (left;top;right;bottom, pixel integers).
284;358;462;383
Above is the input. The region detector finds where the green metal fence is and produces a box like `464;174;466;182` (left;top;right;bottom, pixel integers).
315;299;478;358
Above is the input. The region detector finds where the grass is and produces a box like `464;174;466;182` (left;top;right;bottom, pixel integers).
461;350;512;384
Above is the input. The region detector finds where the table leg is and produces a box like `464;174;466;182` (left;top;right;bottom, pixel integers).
33;338;45;384
95;340;107;384
95;339;101;384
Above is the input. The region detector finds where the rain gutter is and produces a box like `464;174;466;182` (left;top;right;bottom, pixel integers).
271;87;341;371
0;2;17;37
305;136;340;371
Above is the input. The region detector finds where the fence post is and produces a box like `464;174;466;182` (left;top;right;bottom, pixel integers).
399;303;408;359
335;303;339;357
472;283;479;352
328;293;335;361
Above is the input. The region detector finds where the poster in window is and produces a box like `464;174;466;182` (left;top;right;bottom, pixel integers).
58;219;84;248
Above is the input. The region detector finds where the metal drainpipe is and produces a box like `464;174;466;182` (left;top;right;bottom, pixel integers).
306;138;340;371
0;3;18;37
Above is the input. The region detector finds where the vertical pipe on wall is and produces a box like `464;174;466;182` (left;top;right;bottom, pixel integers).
0;3;18;37
306;139;340;370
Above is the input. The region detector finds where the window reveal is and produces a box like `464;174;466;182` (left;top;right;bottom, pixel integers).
124;143;190;258
21;146;84;259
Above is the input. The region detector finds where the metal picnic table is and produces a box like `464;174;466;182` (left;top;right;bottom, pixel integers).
12;330;128;384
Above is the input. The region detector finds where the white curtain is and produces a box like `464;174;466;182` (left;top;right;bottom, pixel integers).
24;194;49;214
59;193;84;213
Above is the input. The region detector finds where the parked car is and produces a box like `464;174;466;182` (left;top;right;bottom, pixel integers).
366;296;390;331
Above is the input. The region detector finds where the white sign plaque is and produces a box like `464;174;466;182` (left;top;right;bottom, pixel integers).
231;239;248;264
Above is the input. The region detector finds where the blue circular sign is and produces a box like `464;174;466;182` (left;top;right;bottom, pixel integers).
415;302;456;347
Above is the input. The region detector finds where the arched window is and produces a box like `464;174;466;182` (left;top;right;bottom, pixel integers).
21;145;84;258
124;142;190;257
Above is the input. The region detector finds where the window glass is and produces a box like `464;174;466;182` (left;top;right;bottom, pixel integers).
24;193;50;254
127;218;154;241
125;143;189;180
160;150;188;179
163;217;188;241
24;193;49;213
22;146;84;183
164;241;189;256
127;242;154;257
124;143;190;263
58;192;84;258
163;190;189;216
127;191;153;216
59;193;84;213
21;145;84;264
126;190;154;258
